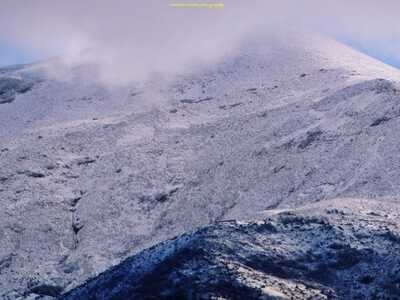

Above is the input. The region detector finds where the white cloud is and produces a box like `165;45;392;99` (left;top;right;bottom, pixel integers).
0;0;399;85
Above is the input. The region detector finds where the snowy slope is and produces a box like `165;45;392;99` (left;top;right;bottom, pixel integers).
1;33;400;299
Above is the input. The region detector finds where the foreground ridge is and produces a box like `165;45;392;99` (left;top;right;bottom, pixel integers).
62;199;400;300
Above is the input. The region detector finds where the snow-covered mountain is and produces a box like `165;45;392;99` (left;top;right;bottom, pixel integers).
1;34;400;299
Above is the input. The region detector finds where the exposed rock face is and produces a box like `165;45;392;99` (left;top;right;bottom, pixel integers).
0;77;34;104
61;199;400;300
1;35;400;299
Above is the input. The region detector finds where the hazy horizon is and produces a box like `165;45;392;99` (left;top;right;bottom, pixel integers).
1;0;400;81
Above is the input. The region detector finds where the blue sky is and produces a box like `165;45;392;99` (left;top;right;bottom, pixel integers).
338;36;400;70
0;42;42;67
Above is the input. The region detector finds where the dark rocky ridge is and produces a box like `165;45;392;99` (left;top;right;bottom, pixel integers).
61;199;400;300
0;77;34;104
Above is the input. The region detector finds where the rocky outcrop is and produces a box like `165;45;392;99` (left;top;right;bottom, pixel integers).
61;199;400;300
0;77;34;104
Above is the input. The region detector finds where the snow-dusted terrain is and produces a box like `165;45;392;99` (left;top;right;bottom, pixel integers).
1;34;400;299
62;199;400;299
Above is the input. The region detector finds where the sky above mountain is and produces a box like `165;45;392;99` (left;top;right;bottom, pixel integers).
0;40;46;67
0;0;399;81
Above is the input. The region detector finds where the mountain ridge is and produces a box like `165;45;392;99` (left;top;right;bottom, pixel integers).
1;34;400;299
61;198;400;299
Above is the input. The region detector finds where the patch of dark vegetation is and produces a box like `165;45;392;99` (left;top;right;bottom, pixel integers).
329;247;366;269
139;186;180;209
328;242;348;250
0;176;9;183
60;261;80;275
252;147;268;158
381;230;400;243
298;130;323;150
272;165;285;174
118;248;214;299
67;191;84;207
252;222;278;233
307;263;336;284
257;111;268;118
278;214;329;227
0;254;13;273
154;193;168;203
246;256;295;279
17;170;46;178
72;215;84;236
359;275;375;285
76;157;96;166
45;163;58;170
314;79;398;112
374;79;398;94
325;208;346;215
280;139;295;150
246;88;258;94
246;256;309;280
264;201;282;210
29;283;63;297
384;274;400;295
180;97;214;104
219;102;242;110
370;116;391;127
0;77;34;104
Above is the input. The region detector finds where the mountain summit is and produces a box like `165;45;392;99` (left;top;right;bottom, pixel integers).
1;34;400;299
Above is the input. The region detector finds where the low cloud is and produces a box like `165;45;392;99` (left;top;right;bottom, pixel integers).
0;0;399;85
